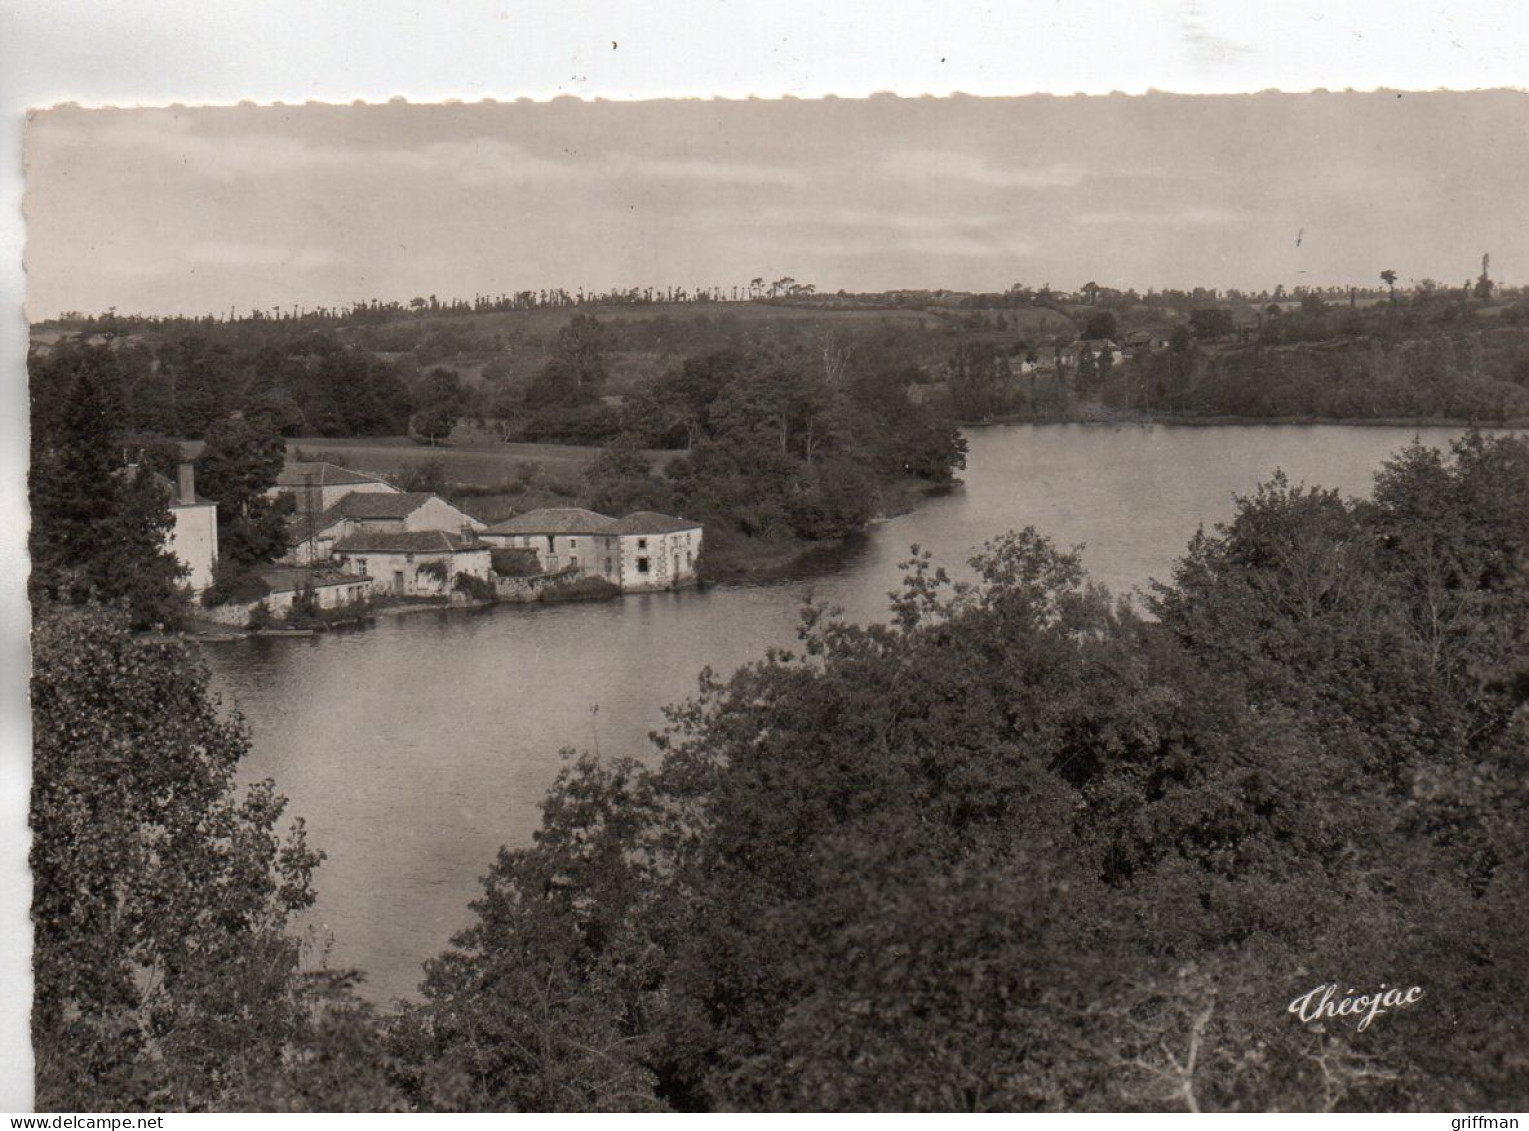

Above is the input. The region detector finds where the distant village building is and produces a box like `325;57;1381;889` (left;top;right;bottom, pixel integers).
1125;328;1172;351
266;461;400;513
331;530;493;598
1078;338;1125;366
283;490;484;564
160;462;218;594
480;506;703;591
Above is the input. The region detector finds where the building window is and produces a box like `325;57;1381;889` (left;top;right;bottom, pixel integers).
637;537;647;549
570;538;577;549
406;553;415;564
604;557;612;575
570;555;579;569
357;558;368;576
637;557;649;574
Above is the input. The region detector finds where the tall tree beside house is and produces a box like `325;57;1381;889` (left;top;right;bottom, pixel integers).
160;334;234;437
580;435;674;517
1074;345;1100;395
29;352;188;629
195;413;289;570
1094;343;1113;391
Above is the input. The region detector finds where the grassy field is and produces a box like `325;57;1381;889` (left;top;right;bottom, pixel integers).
286;435;678;491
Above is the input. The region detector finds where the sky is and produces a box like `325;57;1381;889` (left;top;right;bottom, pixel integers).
22;91;1529;320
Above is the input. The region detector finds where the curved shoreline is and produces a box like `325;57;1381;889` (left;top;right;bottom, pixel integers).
958;413;1529;429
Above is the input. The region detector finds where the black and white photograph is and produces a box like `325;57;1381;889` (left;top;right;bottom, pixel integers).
5;2;1529;1117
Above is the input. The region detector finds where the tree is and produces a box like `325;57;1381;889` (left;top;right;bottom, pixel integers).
1474;253;1494;301
1380;269;1398;303
408;440;1529;1111
31;604;329;1109
30;352;188;628
580;436;673;516
196;413;288;569
1081;310;1117;341
412;402;457;446
1188;308;1235;341
406;755;668;1111
398;457;451;495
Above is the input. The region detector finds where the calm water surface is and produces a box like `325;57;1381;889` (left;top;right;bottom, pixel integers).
204;423;1468;1001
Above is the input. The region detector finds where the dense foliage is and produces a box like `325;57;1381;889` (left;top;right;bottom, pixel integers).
29;331;415;441
28;347;188;629
28;605;400;1110
195;414;290;570
31;431;1528;1110
397;431;1529;1111
602;343;966;544
1114;328;1529;421
29;338;295;621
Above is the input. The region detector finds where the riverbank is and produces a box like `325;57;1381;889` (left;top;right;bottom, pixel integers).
699;477;953;584
959;410;1529;429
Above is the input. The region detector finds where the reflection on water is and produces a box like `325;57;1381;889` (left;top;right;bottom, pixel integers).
204;423;1471;1002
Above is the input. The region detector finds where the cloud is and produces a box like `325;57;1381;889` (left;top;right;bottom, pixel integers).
35;113;799;188
883;150;1086;189
36;113;365;180
187;241;334;269
426;140;799;188
1075;206;1245;226
746;205;1032;259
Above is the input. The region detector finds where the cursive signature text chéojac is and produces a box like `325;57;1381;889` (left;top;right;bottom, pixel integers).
1287;983;1423;1031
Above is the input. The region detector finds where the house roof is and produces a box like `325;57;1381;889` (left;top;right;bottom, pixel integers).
455;494;522;524
328;491;437;519
331;530;482;554
607;510;702;535
484;507;616;535
284;491;453;545
275;461;394;489
148;471;216;508
256;566;372;593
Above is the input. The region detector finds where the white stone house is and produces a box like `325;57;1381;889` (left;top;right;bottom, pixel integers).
479;507;704;592
607;511;703;592
480;508;621;582
284;491;485;564
267;460;400;513
159;462;219;594
331;530;493;598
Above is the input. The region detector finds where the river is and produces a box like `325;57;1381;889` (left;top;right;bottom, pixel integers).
204;423;1469;1003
